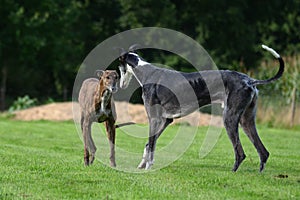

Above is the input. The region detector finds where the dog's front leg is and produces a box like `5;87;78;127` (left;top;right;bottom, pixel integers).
145;152;155;170
138;142;154;170
138;119;159;170
145;136;156;170
138;116;173;170
137;143;149;169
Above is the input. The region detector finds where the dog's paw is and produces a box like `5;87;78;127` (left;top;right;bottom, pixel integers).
259;162;266;172
145;161;153;170
110;161;116;168
137;160;147;169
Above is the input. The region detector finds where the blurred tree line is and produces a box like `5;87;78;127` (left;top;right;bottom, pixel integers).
0;0;299;110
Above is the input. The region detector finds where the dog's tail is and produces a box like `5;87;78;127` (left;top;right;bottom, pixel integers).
115;122;135;128
251;45;284;86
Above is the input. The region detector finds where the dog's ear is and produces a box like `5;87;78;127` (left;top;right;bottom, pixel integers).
113;71;119;79
114;47;126;57
128;44;141;53
119;55;126;62
95;70;104;79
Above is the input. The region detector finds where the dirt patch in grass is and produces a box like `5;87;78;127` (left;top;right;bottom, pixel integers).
13;101;223;127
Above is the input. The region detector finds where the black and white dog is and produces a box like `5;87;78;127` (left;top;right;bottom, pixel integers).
118;45;284;172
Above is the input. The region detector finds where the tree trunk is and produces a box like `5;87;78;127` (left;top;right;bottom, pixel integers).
0;66;7;111
63;86;68;101
290;86;296;127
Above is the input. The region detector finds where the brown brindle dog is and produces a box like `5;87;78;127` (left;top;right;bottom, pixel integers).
78;70;119;166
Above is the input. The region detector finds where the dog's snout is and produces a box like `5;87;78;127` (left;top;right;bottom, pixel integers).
111;86;118;93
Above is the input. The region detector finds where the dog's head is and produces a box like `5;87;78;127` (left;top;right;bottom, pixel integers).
96;70;119;93
118;44;142;89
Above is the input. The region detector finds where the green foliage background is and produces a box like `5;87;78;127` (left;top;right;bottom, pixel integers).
0;0;299;108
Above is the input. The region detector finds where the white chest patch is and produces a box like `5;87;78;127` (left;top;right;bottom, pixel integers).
126;64;142;86
126;64;134;74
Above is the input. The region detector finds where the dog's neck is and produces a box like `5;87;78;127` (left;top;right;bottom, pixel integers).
94;78;112;114
124;53;162;86
126;62;159;86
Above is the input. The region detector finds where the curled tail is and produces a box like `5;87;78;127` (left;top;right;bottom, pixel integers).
252;45;284;86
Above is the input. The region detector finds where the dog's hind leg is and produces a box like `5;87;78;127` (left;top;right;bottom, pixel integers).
240;96;269;172
82;119;93;166
223;91;253;172
223;112;246;172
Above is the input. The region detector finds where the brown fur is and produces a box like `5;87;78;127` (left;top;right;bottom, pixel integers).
78;70;119;166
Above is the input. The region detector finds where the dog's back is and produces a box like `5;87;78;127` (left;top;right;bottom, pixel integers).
78;78;99;114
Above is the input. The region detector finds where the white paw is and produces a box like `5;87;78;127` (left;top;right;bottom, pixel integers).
137;160;146;169
145;161;152;170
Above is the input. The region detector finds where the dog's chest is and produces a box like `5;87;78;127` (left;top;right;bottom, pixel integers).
94;89;113;122
94;101;112;123
95;107;111;123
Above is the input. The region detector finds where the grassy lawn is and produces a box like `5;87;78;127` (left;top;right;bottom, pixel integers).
0;118;299;199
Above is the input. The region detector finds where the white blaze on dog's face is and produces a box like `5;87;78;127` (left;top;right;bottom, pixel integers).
119;52;149;88
118;64;133;89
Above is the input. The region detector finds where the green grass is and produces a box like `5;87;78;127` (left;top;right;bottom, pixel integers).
0;118;299;199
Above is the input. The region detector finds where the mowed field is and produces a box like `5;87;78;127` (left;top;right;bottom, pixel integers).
0;118;299;199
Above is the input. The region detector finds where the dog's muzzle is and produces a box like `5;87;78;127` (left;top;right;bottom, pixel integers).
119;65;131;89
111;86;118;93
